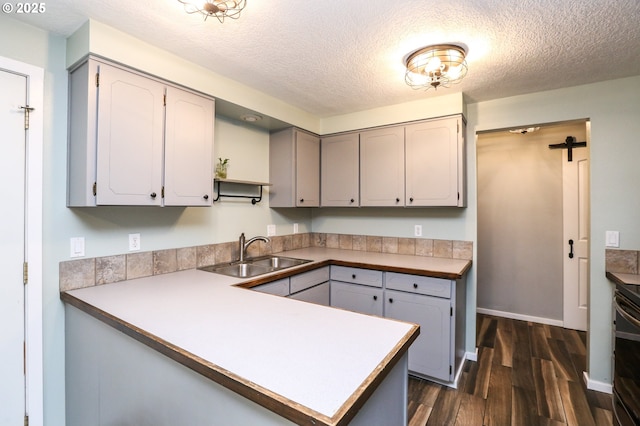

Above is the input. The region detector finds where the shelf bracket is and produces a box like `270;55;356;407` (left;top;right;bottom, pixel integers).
213;179;271;204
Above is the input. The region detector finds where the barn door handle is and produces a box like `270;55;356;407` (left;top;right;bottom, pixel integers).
568;239;574;259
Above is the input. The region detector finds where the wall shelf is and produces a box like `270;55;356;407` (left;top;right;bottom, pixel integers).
213;179;272;204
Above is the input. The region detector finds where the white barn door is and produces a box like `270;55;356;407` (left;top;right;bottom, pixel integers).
563;133;590;331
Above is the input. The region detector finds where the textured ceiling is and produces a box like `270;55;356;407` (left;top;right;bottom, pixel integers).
9;0;640;117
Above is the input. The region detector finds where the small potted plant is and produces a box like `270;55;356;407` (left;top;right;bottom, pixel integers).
215;158;229;179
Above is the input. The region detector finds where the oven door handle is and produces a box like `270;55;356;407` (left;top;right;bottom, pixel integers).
614;291;640;329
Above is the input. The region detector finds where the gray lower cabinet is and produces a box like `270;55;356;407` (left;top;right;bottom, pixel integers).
330;266;384;316
254;265;466;385
252;267;330;306
330;281;384;316
384;289;452;382
288;282;330;305
330;266;465;385
253;278;290;296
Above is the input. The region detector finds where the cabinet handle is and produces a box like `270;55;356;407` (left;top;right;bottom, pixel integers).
203;194;209;200
395;198;400;203
150;192;157;199
373;295;377;301
409;197;414;203
388;298;394;303
413;283;418;289
350;198;355;203
299;198;304;203
352;274;356;279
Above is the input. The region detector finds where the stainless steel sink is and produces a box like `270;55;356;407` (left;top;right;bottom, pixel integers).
200;262;272;278
199;255;311;278
251;255;311;269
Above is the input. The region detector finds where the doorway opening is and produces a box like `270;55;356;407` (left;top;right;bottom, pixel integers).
476;119;590;330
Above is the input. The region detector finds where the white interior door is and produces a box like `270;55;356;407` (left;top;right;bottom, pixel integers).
0;68;27;425
563;135;590;331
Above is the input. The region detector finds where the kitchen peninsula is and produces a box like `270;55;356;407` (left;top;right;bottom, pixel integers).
61;247;471;425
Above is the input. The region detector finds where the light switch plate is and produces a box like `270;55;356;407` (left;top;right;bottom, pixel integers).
293;223;299;234
605;231;620;248
414;225;422;237
70;237;85;258
267;224;276;236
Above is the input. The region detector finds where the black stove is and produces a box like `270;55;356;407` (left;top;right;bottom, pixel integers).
613;281;640;425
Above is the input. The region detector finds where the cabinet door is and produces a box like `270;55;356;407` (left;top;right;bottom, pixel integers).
253;278;290;296
360;126;404;206
289;282;330;305
164;87;214;206
96;63;165;205
295;130;320;207
330;281;383;316
385;289;452;382
290;266;330;294
321;133;359;206
405;117;461;206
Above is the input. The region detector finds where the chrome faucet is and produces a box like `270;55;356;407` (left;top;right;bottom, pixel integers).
238;232;270;262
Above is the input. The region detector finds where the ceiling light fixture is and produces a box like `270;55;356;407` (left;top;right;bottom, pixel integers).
240;114;262;122
405;44;468;90
509;127;540;134
177;0;246;23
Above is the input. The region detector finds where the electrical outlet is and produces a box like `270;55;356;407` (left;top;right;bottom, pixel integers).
129;233;141;251
267;224;276;237
70;237;85;258
414;225;422;237
293;223;299;234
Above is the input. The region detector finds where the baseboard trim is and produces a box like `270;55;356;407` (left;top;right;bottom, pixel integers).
476;307;564;327
583;371;613;394
452;350;473;389
466;348;478;362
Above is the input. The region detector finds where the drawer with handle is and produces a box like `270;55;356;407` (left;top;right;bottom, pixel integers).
385;272;452;299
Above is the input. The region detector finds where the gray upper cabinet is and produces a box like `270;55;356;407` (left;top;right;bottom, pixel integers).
360;126;405;207
321;132;359;207
163;87;215;206
405;116;465;207
269;128;320;207
67;58;214;207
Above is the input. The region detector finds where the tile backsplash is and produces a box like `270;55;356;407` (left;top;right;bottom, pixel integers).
59;232;473;292
605;248;639;274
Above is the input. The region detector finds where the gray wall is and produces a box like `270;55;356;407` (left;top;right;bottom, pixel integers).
477;122;586;321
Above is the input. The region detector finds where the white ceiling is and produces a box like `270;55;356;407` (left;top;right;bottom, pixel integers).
10;0;640;118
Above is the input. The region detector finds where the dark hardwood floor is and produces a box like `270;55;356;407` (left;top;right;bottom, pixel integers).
407;314;613;425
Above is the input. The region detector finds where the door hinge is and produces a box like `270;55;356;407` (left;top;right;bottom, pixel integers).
93;182;97;196
161;186;165;198
23;262;28;285
95;72;100;87
19;105;35;130
163;94;166;106
450;306;453;316
457;121;459;134
24;414;29;426
449;365;453;375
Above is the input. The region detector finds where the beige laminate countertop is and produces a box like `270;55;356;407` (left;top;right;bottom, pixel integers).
61;247;471;425
607;271;640;286
236;247;472;289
